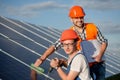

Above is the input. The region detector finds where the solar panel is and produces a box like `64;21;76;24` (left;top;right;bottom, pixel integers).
0;16;120;80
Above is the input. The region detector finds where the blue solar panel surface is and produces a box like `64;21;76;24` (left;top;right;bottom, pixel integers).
0;16;120;80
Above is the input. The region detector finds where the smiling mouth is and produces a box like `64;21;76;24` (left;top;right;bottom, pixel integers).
66;49;70;52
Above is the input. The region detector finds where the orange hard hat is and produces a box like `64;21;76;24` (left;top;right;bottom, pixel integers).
60;29;78;42
69;5;85;18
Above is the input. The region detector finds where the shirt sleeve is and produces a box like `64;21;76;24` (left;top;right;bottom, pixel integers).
53;38;62;50
97;27;108;44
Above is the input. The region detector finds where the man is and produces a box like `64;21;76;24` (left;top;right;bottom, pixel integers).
31;5;108;80
50;29;92;80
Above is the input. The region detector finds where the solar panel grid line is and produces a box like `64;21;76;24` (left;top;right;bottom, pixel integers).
38;25;60;38
108;48;120;54
106;50;120;59
20;21;58;40
7;18;57;43
0;32;50;61
49;27;62;34
0;16;68;59
0;49;55;80
50;28;62;34
106;54;120;63
106;63;120;72
107;56;120;66
106;58;120;67
0;16;53;44
34;24;60;39
47;27;61;35
106;69;116;75
105;52;120;64
107;56;120;64
0;32;67;70
107;52;120;61
0;21;68;61
105;53;120;67
114;50;120;55
0;21;51;50
31;24;58;35
110;50;120;56
112;54;120;59
106;51;120;62
0;22;48;49
42;26;61;37
106;63;120;74
106;55;120;66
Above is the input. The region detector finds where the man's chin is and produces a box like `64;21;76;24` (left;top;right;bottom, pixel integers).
75;24;83;28
65;52;70;55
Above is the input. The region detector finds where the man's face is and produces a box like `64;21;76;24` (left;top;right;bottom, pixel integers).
70;17;84;28
62;40;76;55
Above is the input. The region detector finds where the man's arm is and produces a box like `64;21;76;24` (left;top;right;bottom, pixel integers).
95;27;108;62
34;45;55;66
31;45;55;80
34;38;61;66
94;42;108;62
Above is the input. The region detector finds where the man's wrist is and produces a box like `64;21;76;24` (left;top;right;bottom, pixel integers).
55;66;60;70
39;56;45;61
39;58;44;61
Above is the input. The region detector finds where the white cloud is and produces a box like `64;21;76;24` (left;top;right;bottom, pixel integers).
21;1;68;11
74;0;120;10
98;21;120;34
5;1;68;18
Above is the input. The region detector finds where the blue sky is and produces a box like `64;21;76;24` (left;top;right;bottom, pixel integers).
0;0;120;50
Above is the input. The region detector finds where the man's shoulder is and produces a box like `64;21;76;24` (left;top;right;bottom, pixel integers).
69;26;74;30
85;23;97;27
85;23;98;32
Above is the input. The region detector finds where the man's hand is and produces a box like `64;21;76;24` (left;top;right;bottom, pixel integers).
93;54;102;62
59;59;67;67
50;58;59;69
